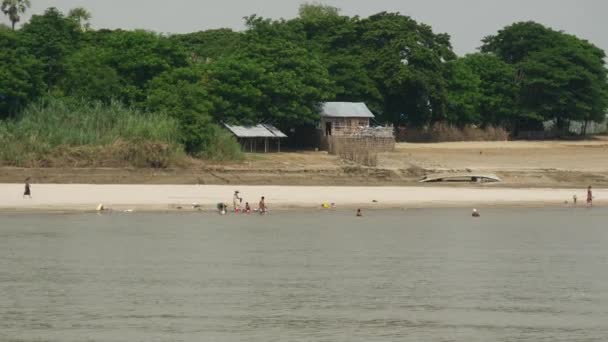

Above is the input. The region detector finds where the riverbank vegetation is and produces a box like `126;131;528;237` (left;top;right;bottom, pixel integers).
0;98;185;167
1;2;607;167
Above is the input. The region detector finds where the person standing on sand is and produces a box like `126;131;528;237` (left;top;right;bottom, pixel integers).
23;178;32;199
587;186;593;207
259;196;267;214
233;191;242;212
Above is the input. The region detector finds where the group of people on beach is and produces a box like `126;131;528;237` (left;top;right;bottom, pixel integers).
19;178;598;214
217;190;267;215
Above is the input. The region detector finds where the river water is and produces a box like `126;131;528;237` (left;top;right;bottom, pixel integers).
1;208;607;341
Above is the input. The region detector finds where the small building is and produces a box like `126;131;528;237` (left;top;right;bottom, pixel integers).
224;123;287;153
316;102;395;156
319;102;375;136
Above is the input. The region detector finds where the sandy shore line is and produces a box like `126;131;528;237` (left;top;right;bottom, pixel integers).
0;184;603;213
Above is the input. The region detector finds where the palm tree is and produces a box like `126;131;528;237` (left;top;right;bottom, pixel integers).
68;7;92;31
1;0;31;30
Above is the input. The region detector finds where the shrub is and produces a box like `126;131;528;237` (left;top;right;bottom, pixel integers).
197;124;244;161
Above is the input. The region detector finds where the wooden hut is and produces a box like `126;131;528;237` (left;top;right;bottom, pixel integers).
317;102;395;156
224;123;287;153
319;102;375;136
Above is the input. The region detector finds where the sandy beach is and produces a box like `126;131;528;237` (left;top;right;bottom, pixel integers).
0;183;603;212
2;140;606;212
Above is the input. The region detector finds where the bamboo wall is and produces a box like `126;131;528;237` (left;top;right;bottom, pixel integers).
323;135;395;166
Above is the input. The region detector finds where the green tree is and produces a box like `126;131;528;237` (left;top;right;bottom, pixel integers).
460;53;520;128
1;0;30;30
357;12;456;126
207;15;334;128
61;47;122;102
445;58;482;126
146;66;242;159
295;4;383;112
20;7;82;88
482;22;608;131
171;28;242;61
298;2;339;19
481;21;559;64
520;40;608;130
0;29;44;117
92;30;189;104
204;56;266;124
68;7;92;31
146;66;215;153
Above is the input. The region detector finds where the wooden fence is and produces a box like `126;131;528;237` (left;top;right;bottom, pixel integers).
324;135;395;166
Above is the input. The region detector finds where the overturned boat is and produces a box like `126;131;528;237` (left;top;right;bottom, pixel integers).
419;173;501;184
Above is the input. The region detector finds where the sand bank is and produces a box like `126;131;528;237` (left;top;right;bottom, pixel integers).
0;184;603;212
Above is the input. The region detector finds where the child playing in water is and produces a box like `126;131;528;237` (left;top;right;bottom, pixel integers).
258;196;267;214
245;202;251;214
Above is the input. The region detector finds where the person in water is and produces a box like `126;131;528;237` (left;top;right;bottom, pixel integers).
258;196;267;214
472;208;480;217
23;178;32;199
245;202;251;213
217;203;227;215
356;209;362;217
587;186;593;207
233;191;242;212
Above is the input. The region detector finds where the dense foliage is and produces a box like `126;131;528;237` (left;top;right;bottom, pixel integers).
0;97;185;167
1;4;607;166
481;22;608;133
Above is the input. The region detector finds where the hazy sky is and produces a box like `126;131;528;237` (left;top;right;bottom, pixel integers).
3;0;606;55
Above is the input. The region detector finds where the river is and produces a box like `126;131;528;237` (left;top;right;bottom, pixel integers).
1;208;607;341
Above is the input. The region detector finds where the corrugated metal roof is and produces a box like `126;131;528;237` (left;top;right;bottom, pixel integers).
262;124;288;138
224;124;287;138
321;102;375;118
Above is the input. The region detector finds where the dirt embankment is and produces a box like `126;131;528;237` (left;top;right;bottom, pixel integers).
1;140;608;188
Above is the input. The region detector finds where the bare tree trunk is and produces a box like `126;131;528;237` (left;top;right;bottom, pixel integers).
582;120;588;137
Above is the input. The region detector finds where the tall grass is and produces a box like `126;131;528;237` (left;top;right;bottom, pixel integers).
12;97;180;146
0;98;185;167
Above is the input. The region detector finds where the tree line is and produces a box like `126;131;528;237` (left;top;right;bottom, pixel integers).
1;2;607;159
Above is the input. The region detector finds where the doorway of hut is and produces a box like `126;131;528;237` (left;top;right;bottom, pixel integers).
325;122;332;136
